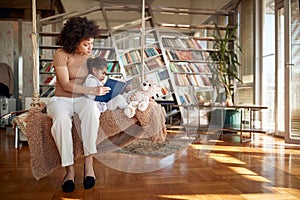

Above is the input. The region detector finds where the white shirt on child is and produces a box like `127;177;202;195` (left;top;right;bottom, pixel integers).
83;74;107;112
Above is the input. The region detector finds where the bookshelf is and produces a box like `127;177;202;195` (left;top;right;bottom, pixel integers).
92;38;123;79
38;36;122;98
112;28;174;102
39;61;56;97
160;33;217;125
38;31;58;97
37;26;219;127
36;2;235;127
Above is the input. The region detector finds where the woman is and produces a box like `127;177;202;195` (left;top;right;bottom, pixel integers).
47;16;110;193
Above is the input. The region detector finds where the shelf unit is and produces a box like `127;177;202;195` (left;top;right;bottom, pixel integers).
92;38;123;80
36;1;237;128
111;28;174;101
158;32;217;125
38;36;117;97
38;31;59;97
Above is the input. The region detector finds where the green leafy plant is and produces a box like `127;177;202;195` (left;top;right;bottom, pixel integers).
210;22;242;105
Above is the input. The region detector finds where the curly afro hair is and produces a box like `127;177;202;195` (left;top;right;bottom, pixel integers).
87;56;107;74
56;16;101;54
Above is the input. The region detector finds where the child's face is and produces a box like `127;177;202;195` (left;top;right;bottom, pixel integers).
93;67;107;81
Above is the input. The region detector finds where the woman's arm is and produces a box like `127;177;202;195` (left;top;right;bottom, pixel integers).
55;66;110;96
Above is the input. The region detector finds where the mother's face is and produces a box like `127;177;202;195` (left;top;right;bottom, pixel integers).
76;38;94;55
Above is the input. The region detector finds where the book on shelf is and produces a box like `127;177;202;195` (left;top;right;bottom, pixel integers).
162;37;183;48
169;63;211;74
201;75;212;86
125;64;140;76
43;74;56;85
179;93;198;105
120;47;160;66
174;74;211;87
93;49;116;60
193;63;211;73
107;62;120;73
157;69;169;81
120;50;141;65
40;62;53;72
162;37;203;50
95;77;133;103
166;50;204;61
144;47;160;57
145;57;164;71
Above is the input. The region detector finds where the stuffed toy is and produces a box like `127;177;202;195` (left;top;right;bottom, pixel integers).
107;81;168;118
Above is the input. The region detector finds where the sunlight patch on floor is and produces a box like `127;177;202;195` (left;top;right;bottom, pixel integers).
228;166;271;182
241;193;299;200
208;153;246;164
159;193;299;200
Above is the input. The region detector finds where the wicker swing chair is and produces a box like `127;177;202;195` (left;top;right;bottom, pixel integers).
11;0;167;180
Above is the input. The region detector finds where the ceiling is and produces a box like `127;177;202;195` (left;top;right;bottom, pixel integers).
61;0;232;24
0;0;235;35
58;0;234;35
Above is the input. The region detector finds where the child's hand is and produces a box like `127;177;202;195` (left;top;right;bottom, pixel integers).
95;86;111;96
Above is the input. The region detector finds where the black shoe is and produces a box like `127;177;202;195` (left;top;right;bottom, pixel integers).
62;179;75;193
83;176;95;189
83;164;96;189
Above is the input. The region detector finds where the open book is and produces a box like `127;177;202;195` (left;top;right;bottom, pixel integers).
95;77;132;102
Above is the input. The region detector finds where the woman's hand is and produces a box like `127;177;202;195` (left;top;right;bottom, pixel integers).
95;86;111;96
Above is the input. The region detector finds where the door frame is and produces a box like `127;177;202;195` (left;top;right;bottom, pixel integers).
284;0;300;144
275;0;285;137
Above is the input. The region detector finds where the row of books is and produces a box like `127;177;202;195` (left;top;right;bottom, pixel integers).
174;73;212;87
169;63;211;74
40;74;56;85
40;62;54;72
40;87;55;98
40;62;55;87
145;47;161;57
107;62;120;73
179;93;198;105
120;47;161;66
145;57;165;71
166;49;205;61
162;37;202;49
124;64;140;76
93;49;116;60
179;90;212;105
124;57;166;76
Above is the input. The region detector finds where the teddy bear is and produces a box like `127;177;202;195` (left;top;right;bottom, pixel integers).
107;81;168;118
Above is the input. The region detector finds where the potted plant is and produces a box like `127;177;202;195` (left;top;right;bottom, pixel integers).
210;22;242;106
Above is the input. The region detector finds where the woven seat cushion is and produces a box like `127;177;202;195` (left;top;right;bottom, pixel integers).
12;112;29;135
18;99;167;180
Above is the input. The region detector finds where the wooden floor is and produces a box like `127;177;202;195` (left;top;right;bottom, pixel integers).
1;127;300;200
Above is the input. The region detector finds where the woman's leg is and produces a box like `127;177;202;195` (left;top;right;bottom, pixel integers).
64;165;75;182
47;97;75;167
74;98;100;178
84;154;95;177
74;98;100;156
47;97;76;192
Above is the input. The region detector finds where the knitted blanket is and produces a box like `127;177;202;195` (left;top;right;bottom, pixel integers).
18;100;167;180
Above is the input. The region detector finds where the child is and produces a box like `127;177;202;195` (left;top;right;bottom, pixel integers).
83;56;128;111
83;56;109;112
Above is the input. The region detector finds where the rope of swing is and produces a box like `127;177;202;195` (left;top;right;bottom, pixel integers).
31;0;45;112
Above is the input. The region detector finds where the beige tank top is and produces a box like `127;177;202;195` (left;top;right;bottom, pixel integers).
52;49;90;98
